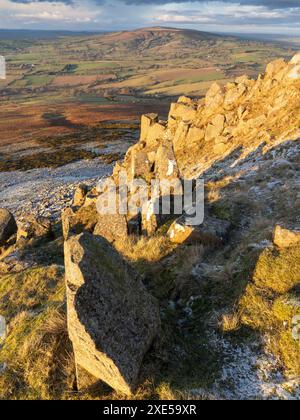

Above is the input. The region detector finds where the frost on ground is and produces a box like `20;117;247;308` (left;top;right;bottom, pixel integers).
190;332;300;400
0;158;112;220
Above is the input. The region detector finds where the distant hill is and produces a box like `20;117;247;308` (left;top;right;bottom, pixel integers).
0;29;106;40
0;26;297;99
85;26;234;58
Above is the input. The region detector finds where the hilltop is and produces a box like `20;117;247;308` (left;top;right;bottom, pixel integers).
0;53;300;400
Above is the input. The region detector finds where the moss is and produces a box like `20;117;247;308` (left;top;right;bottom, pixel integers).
238;249;300;378
253;245;300;294
273;293;300;323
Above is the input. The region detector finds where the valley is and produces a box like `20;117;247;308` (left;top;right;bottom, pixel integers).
0;27;297;173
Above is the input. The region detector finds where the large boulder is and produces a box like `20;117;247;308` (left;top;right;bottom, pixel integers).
64;233;160;395
0;209;17;247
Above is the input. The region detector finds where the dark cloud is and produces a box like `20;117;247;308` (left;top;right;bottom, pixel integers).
124;0;300;7
9;0;300;9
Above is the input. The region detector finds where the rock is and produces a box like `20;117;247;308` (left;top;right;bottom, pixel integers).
167;219;194;244
290;53;300;65
266;59;286;78
94;213;128;244
273;225;300;248
205;114;225;141
224;86;245;107
62;204;98;240
169;102;197;123
205;83;224;109
130;148;154;181
140;113;158;142
168;215;231;245
64;233;160;395
178;96;194;106
73;184;88;207
61;207;75;240
156;138;180;181
0;363;7;374
0;209;17;246
213;142;228;155
186;126;205;146
287;65;300;80
141;199;159;236
0;315;7;342
17;216;52;242
145;122;166;149
173;121;191;155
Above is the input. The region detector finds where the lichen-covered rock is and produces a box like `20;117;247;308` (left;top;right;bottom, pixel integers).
0;209;17;247
273;225;300;249
94;213;128;244
64;233;160;395
130;147;154;181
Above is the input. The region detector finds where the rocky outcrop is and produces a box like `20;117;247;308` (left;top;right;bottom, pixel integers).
64;55;300;246
61;53;300;398
64;233;160;395
0;209;17;247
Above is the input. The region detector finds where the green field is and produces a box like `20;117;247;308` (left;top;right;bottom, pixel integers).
0;27;297;104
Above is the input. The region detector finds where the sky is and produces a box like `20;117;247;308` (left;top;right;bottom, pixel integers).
0;0;300;35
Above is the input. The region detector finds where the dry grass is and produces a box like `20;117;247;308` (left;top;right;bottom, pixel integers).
115;234;176;263
220;313;241;332
0;263;75;400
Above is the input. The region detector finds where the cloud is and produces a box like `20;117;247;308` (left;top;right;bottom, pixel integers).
1;0;300;33
0;0;103;26
9;0;300;8
123;0;300;7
